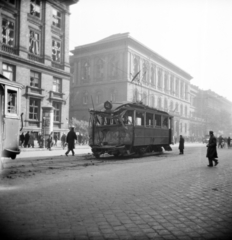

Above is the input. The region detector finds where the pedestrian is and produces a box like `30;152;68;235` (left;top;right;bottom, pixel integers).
54;134;58;146
178;135;185;155
218;135;223;148
61;133;66;149
65;127;77;156
228;136;231;148
28;132;35;148
206;131;219;167
47;132;53;151
19;132;25;147
78;132;82;145
24;131;30;147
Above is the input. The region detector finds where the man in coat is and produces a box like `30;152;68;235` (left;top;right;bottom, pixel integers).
65;127;77;156
206;131;219;167
178;135;185;154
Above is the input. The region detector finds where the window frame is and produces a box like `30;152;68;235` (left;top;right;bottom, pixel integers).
52;39;62;63
2;63;15;81
30;0;41;19
53;77;62;93
29;28;41;55
5;86;19;117
52;8;62;28
53;101;61;122
30;71;41;88
29;98;40;121
2;17;15;47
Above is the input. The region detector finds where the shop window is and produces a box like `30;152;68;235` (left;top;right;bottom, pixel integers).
7;88;17;114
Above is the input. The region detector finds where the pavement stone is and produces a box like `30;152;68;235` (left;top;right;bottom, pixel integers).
0;144;232;240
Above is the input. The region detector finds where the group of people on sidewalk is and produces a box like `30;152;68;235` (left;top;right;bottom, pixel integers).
178;131;220;167
19;131;35;148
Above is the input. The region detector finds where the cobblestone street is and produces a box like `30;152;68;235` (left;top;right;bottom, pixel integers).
0;145;232;240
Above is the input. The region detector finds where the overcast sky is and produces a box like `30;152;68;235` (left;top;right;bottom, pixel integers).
69;0;232;102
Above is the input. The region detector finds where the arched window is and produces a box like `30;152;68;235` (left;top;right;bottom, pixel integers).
170;101;173;111
82;61;90;81
158;69;162;90
109;56;119;79
180;104;183;115
96;58;104;79
151;67;155;86
164;98;168;109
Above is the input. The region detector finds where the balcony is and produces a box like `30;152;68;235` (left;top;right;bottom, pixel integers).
49;91;66;103
25;86;45;98
28;53;44;63
1;43;18;55
52;61;64;70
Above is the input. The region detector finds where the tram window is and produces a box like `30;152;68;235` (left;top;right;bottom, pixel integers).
155;114;161;127
146;112;153;127
122;110;134;125
162;116;168;128
136;111;144;126
7;89;17;114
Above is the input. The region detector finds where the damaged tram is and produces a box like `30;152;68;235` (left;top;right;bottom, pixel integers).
89;101;174;158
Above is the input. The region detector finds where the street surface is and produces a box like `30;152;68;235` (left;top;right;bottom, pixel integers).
0;143;232;240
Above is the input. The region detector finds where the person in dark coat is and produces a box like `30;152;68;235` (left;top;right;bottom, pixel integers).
206;131;218;167
19;132;25;147
28;132;35;148
65;127;77;156
178;135;185;154
228;136;231;148
24;131;30;147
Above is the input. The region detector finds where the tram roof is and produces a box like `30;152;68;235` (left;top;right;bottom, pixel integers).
0;74;24;89
90;101;172;116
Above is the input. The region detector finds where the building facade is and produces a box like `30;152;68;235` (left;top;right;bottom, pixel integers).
0;0;78;139
70;33;193;139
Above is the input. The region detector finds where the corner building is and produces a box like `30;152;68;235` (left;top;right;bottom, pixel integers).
0;0;78;138
70;33;193;138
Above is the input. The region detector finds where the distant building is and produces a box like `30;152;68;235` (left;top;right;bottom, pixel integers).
70;33;193;138
0;0;79;139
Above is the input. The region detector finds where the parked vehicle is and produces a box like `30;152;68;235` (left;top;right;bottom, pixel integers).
89;101;174;158
0;74;24;160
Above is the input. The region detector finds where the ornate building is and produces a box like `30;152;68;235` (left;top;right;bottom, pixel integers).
0;0;78;138
70;33;194;138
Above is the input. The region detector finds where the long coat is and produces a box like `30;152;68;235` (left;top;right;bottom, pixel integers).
179;137;185;150
206;135;218;159
66;130;77;150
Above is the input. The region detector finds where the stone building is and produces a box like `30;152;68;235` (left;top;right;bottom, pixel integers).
0;0;78;139
70;33;193;138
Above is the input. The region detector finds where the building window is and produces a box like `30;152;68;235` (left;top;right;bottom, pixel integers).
158;97;162;108
133;57;139;75
185;106;188;117
158;69;162;90
83;92;88;105
52;8;62;28
109;56;119;79
164;73;168;92
170;101;173;111
2;63;15;81
170;76;174;95
185;123;187;133
2;18;15;46
180;104;183;115
29;30;40;55
52;39;61;62
110;90;117;102
81;61;90;81
96;58;104;79
29;98;40;120
151;66;155;86
53;78;61;93
53;102;61;122
142;61;148;83
164;98;168;109
185;84;188;100
30;0;41;18
175;79;179;97
175;103;179;112
30;71;41;88
7;88;17;114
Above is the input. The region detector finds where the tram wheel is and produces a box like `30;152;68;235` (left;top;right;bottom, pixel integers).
94;153;100;159
11;154;16;160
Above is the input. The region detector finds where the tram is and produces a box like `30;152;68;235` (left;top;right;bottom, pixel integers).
0;74;23;160
89;101;174;158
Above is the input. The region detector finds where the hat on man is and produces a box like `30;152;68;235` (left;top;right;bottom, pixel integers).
209;131;213;134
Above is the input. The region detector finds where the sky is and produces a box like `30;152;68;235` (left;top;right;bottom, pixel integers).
69;0;232;102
